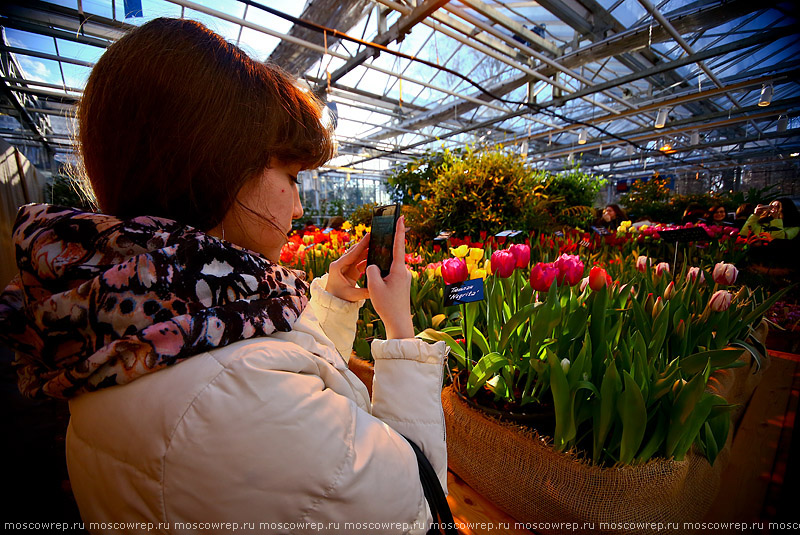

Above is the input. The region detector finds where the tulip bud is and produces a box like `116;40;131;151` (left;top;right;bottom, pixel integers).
508;244;531;269
709;290;732;312
491;250;516;278
561;358;570;373
530;262;559;292
579;276;590;293
654;262;670;277
636;255;649;273
652;296;664;319
663;281;676;300
675;319;686;339
687;266;705;283
712;262;738;286
644;293;655;315
441;258;468;285
588;266;609;291
672;378;687;398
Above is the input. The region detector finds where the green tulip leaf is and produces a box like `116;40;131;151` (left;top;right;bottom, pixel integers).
467;352;508;396
548;348;575;451
417;328;465;366
618;372;647;464
679;348;742;375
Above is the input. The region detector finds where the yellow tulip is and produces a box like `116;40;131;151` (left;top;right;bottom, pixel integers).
471;269;487;280
468;247;484;261
341;221;352;231
485;259;492;275
450;245;469;258
435;265;442;277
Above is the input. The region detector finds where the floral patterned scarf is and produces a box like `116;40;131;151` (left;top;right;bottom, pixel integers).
0;204;309;400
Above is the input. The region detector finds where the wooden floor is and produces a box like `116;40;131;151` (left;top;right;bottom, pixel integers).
447;349;800;534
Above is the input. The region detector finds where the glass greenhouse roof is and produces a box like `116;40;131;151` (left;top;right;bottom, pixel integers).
1;0;798;183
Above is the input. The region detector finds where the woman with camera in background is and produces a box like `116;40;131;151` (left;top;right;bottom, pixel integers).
0;18;448;534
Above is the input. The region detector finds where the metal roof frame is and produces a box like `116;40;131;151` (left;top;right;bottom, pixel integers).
0;0;797;183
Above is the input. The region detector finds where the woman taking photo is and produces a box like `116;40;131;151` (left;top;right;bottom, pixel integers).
0;18;448;533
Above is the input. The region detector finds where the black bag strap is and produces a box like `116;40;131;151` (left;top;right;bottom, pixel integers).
403;436;457;535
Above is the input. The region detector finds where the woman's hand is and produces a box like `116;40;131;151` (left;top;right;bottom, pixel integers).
325;233;371;303
365;217;414;340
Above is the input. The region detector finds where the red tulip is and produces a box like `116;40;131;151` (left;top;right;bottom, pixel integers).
554;254;584;286
441;258;468;285
491;250;516;278
588;266;609;291
530;262;559;292
508;244;531;268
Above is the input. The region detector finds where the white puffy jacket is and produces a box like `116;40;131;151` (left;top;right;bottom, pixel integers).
66;274;448;534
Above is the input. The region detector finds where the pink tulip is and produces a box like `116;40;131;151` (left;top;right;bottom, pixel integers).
636;255;649;273
709;290;732;312
508;244;531;269
554;254;585;286
712;262;738;285
441;258;468;285
654;262;670;277
687;267;705;283
530;262;559;292
589;266;609;291
491;250;517;278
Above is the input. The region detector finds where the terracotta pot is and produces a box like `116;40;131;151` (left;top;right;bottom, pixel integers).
347;356;374;399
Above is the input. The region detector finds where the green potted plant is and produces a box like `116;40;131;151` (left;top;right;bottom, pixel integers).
421;246;783;528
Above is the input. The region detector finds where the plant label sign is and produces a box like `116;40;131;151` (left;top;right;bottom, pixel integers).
495;229;523;237
444;278;485;306
434;230;453;242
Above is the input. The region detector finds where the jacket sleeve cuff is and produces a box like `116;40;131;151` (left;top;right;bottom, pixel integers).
308;274;365;361
370;338;449;491
370;337;448;365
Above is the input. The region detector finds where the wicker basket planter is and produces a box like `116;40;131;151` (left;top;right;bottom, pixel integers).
443;385;728;534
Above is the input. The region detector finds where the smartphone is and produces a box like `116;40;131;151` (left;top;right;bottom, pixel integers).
366;203;402;278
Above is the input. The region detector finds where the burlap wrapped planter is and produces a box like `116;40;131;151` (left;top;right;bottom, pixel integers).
443;386;728;535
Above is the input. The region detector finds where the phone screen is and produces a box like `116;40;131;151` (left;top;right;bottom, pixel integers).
367;204;401;277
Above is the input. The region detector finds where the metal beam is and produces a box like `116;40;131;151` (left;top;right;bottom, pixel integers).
365;0;765;143
457;0;560;56
520;70;799;143
327;0;451;86
550;26;791;107
0;76;55;155
534;104;799;160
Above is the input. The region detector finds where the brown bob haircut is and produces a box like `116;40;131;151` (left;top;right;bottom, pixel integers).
78;17;334;230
